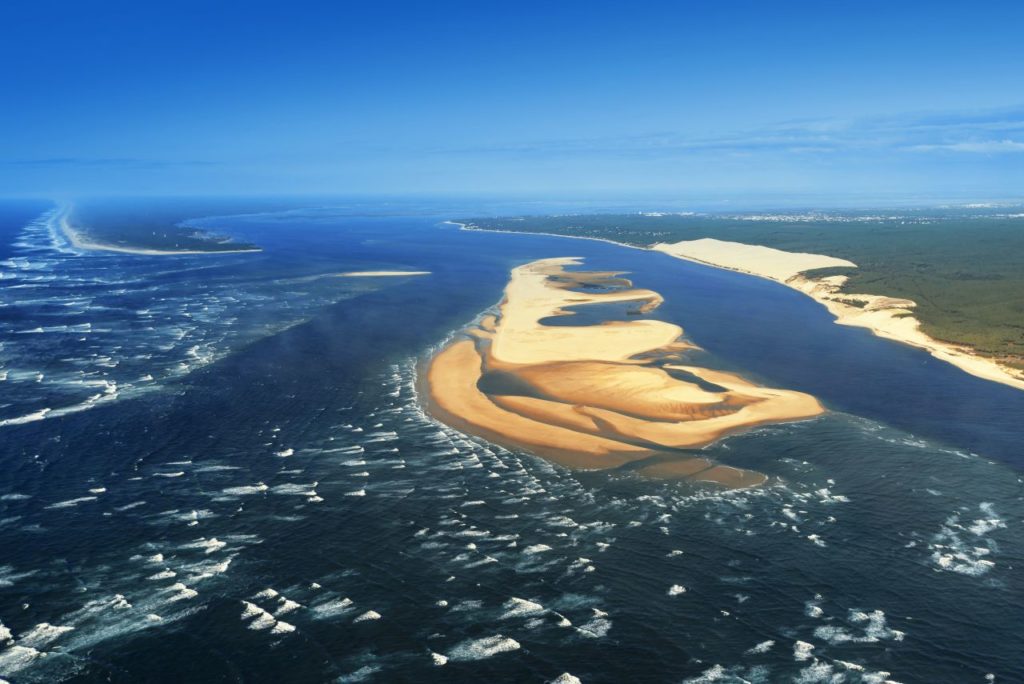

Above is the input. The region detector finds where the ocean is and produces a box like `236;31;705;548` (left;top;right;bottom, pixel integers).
0;201;1021;683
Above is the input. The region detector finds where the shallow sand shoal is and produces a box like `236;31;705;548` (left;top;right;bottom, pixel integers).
335;270;431;277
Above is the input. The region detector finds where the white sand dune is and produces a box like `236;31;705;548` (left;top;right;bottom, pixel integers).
654;239;1024;391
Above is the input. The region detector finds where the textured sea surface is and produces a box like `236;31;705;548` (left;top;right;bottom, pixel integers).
0;202;1021;683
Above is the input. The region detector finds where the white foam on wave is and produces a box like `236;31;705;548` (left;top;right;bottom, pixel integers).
180;537;226;554
446;634;521;662
275;598;302;616
44;496;98;510
930;503;1004;576
745;639;775;654
681;664;725;684
575;611;612;639
500;597;545;619
311;597;354;619
667;584;687;596
270;620;295;634
337;664;382;682
0;566;38;590
0;645;42;675
813;609;905;645
17;622;74;648
523;543;552;555
793;640;815;661
270;482;318;496
167;583;198;601
146;569;176;580
221;483;269;496
353;610;381;623
549;674;582;684
0;386;121;428
241;601;276;630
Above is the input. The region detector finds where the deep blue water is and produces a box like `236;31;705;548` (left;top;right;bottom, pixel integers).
0;203;1021;683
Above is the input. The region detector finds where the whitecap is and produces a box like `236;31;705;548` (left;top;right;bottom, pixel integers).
221;483;268;496
353;610;381;623
17;622;74;648
549;674;582;684
0;645;41;674
523;544;552;555
270;621;295;634
500;597;545;619
275;598;302;616
793;640;814;661
44;496;97;510
181;537;226;554
311;597;354;619
147;569;176;580
745;639;775;654
446;635;521;662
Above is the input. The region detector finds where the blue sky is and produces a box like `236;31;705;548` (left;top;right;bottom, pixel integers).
2;0;1023;201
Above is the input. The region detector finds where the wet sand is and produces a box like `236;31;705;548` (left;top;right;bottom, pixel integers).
423;258;825;487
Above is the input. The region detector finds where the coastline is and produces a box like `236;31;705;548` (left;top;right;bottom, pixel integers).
459;224;1024;392
58;211;262;256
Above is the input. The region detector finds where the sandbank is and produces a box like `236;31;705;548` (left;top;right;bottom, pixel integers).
423;257;826;488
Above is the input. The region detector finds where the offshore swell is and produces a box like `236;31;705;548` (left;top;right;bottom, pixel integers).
0;202;1022;682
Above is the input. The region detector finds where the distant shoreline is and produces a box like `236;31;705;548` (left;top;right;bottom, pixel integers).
458;223;1024;392
57;211;262;256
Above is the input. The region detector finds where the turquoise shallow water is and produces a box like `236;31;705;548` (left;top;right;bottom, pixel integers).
0;202;1021;683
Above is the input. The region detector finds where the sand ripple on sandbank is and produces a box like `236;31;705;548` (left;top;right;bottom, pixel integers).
422;258;824;488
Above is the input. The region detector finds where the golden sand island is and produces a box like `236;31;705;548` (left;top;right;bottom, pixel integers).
422;257;825;488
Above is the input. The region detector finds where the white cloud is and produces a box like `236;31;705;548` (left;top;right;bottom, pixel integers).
903;139;1024;153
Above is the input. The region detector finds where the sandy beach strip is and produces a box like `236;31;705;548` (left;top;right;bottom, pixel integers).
334;270;431;277
653;238;1024;391
422;257;825;487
